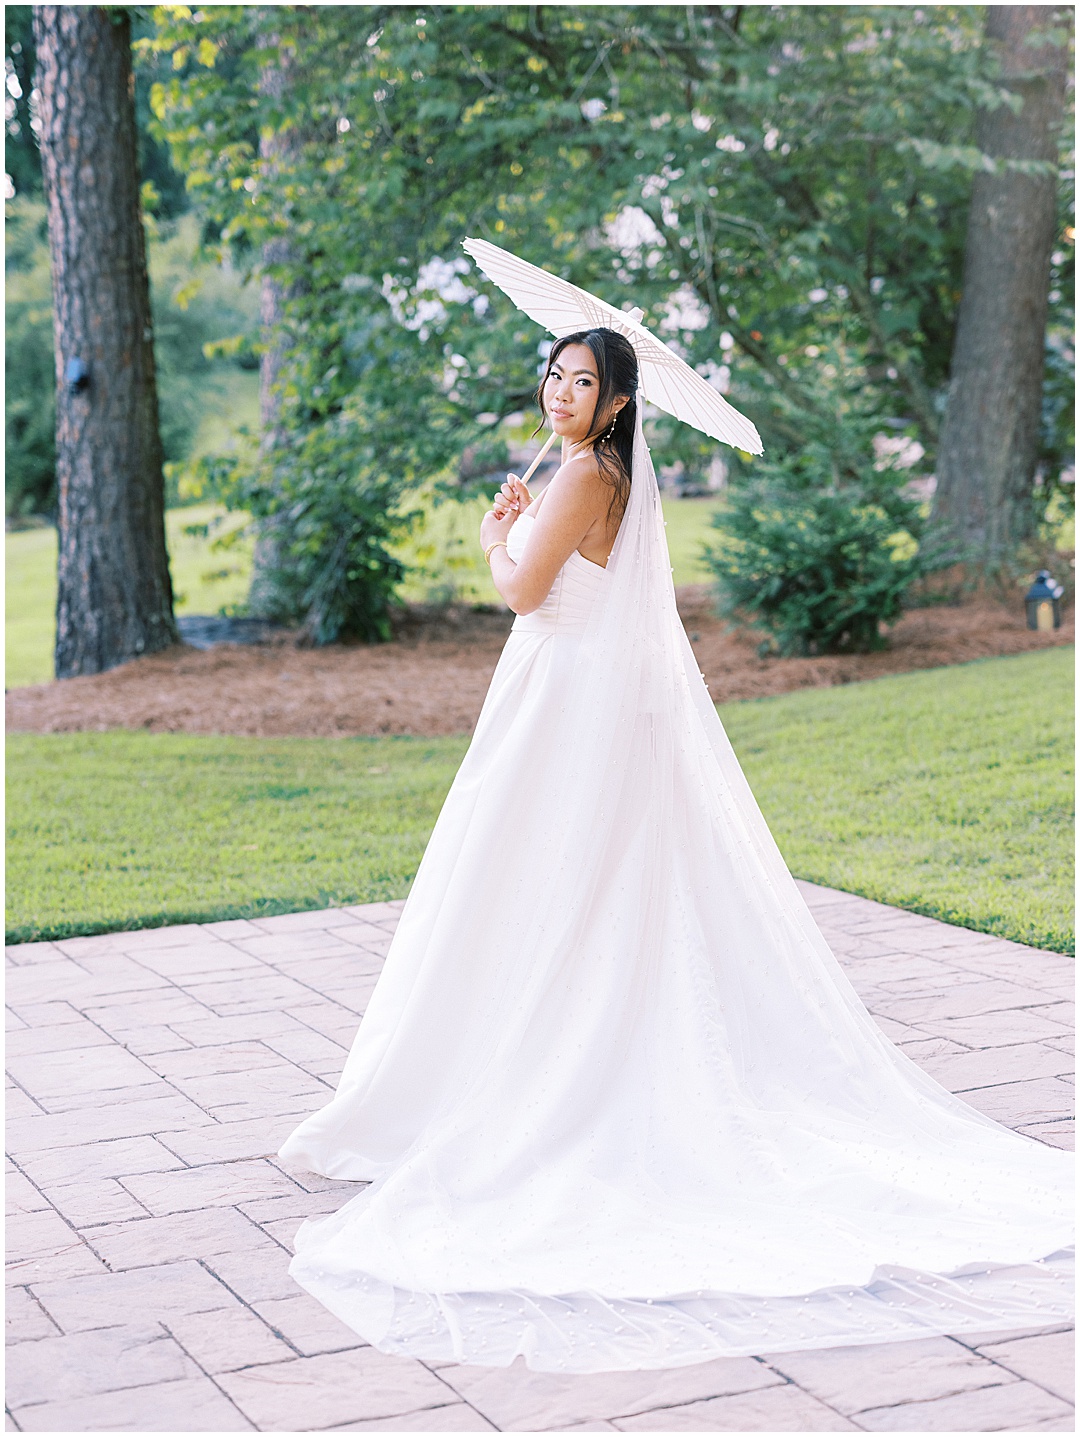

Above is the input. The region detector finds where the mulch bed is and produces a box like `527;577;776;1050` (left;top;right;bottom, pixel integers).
7;589;1073;739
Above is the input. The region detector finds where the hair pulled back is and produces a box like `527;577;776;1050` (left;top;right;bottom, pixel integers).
536;327;639;521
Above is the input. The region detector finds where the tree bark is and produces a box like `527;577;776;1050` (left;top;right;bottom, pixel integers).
33;5;176;677
931;6;1071;564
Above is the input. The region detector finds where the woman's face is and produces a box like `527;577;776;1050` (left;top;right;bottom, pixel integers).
542;343;603;445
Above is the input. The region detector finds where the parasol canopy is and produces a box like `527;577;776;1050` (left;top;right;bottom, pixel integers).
462;236;763;455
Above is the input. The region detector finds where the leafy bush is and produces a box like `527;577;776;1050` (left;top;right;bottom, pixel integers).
705;438;939;656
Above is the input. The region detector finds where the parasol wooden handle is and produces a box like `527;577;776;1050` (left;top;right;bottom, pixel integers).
517;429;559;486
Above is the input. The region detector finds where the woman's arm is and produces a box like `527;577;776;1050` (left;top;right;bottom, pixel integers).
480;456;608;616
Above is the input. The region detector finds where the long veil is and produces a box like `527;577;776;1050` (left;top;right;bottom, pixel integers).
286;403;1071;1371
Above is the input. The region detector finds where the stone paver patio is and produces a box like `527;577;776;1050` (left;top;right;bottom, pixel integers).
6;883;1074;1432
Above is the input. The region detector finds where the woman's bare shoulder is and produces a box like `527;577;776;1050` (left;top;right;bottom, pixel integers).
545;450;606;501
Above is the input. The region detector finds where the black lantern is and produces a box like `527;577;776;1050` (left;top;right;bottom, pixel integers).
65;357;89;395
1025;570;1064;631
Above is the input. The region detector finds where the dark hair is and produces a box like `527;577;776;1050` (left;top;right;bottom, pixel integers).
535;328;639;521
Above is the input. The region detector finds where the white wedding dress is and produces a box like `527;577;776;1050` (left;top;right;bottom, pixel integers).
280;411;1072;1372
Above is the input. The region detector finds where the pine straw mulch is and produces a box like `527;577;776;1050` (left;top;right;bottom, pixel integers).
7;588;1073;740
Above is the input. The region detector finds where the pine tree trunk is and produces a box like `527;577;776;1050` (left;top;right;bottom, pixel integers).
34;5;176;678
931;7;1070;565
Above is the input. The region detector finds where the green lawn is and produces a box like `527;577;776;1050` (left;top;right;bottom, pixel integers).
7;647;1072;951
5;496;717;689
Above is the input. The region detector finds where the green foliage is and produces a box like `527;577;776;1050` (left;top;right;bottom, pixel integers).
706;402;937;654
724;646;1074;955
4;202;54;518
7;648;1072;952
140;6;1072;636
3;202;258;516
704;338;947;654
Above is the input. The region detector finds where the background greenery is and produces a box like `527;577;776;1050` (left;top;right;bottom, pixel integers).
4;494;718;688
8;647;1072;952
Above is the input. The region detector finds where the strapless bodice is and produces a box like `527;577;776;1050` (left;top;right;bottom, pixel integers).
505;513;606;635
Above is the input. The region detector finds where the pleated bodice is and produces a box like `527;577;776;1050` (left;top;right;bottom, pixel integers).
506;513;606;635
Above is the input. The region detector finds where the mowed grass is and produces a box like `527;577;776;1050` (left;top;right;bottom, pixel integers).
721;646;1074;954
6;647;1072;951
6;504;255;689
5;497;716;688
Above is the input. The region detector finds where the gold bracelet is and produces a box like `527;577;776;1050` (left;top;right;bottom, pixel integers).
484;541;508;565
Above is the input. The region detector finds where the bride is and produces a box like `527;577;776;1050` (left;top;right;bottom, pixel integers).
279;326;1072;1373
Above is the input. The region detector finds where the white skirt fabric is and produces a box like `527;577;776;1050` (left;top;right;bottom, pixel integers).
279;497;1072;1374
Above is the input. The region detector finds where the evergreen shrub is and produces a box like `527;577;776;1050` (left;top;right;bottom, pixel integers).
705;441;938;656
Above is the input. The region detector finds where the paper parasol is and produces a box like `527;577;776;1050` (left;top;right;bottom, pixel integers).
462;236;762;455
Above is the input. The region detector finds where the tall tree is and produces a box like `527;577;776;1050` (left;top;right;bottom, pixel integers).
33;5;176;677
932;7;1072;563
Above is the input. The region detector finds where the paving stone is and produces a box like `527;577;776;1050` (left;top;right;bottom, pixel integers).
438;1355;782;1430
974;1329;1075;1402
81;992;218;1034
342;900;405;924
202;1240;301;1303
182;971;328;1016
250;1291;369;1357
128;943;267;980
871;979;1043;1025
55;925;209;956
201;918;264;939
157;1115;294;1166
5;890;1073;1434
44;1178;151;1229
5;1020;115;1059
163;1304;294;1374
960;1076;1074;1127
239;1186;366;1228
84;1206;276;1270
328;922;397;952
112;1026;195;1057
5;941;65;966
6;958;122;1005
252;909;362;935
6;1210;108;1284
611;1382;857;1431
146;1040;290;1082
854;1378;1073;1430
6;1097;212;1155
5;1322;197;1408
119;1159;303;1216
4;1088;43;1120
911;1007;1079;1049
284;1001;367;1046
6;1169;50;1217
331;1403;499;1431
31;1259;239;1331
763;1337;1015;1413
17;1136;184;1189
167;1010;313;1047
270;954;381;989
167;1066;331;1124
230;933;363;962
1017;1121;1075;1150
12;1375;254;1431
1024;1002;1075;1029
5;1045;161;1106
216;1347;453;1430
5;1287;62;1343
920;1043;1073;1093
